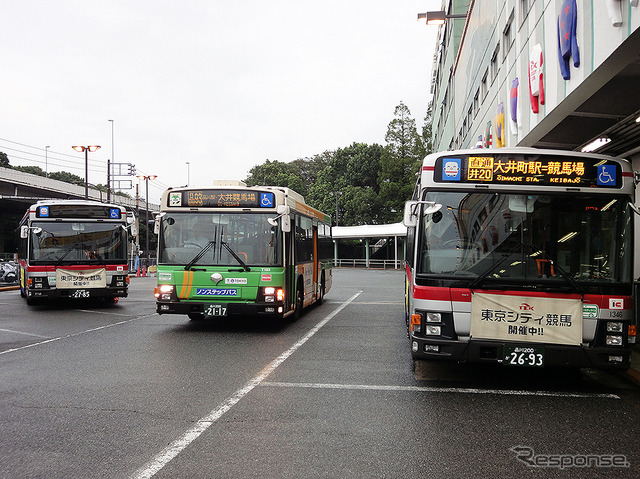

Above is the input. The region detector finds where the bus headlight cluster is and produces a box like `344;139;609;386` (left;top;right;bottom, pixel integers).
411;312;444;336
154;284;174;301
605;322;625;346
263;287;284;303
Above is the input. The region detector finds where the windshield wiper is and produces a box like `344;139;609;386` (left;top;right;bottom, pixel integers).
530;243;584;294
55;243;83;266
469;251;515;290
220;240;250;272
184;241;216;271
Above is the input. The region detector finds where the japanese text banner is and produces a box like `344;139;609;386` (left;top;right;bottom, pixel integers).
56;268;106;289
470;293;582;345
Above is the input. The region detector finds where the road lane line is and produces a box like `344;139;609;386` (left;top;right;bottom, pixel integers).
131;290;363;479
259;381;620;399
0;328;49;338
0;314;157;356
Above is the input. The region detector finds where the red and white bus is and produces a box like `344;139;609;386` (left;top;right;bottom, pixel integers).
18;200;136;304
404;148;637;369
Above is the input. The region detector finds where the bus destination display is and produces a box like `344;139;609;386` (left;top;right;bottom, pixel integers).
434;155;621;188
169;189;275;208
36;205;122;219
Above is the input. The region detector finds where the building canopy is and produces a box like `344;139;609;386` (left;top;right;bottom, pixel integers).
332;222;406;239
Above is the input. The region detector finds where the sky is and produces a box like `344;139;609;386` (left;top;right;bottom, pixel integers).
1;0;438;204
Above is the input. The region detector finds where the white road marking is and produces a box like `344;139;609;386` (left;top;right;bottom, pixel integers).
131;291;363;479
260;381;620;399
0;314;156;356
0;328;48;338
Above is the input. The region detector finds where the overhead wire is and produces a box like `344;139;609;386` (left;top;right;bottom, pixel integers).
0;136;171;195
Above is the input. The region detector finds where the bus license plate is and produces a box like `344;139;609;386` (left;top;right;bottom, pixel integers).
205;304;227;317
71;289;90;299
503;345;544;367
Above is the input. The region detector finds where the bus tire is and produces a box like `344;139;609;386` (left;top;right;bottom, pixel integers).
291;280;304;322
317;273;325;305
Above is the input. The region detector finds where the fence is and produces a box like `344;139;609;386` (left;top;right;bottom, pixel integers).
333;259;404;270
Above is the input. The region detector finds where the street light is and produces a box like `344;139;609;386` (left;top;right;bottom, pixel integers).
417;11;467;25
108;119;114;202
137;174;157;271
45;146;50;178
72;145;101;199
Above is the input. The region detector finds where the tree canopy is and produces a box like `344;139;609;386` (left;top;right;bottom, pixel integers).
244;101;432;225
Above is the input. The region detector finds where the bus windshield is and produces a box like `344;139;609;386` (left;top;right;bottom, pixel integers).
417;191;632;291
29;222;128;264
159;212;282;267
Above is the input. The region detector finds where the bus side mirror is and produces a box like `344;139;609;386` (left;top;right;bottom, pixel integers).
403;201;442;227
154;217;160;235
20;225;29;239
403;201;418;227
269;205;291;232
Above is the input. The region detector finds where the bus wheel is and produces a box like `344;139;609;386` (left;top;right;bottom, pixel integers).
317;275;325;305
291;284;304;322
188;312;205;321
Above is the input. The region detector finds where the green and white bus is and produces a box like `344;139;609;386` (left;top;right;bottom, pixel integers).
154;181;332;320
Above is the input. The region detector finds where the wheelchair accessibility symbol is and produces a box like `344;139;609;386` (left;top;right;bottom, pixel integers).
109;208;120;219
260;192;274;208
597;165;617;186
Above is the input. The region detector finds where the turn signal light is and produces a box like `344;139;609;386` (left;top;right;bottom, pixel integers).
629;325;637;344
410;314;422;333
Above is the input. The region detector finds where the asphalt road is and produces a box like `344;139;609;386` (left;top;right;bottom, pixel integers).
0;269;639;478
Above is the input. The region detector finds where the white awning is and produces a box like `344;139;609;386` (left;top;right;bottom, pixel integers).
332;222;407;239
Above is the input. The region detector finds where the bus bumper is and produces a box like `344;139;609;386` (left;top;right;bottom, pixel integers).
26;287;128;300
156;301;284;317
410;337;631;369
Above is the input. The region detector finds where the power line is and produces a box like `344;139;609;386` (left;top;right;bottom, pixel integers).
1;136;170;192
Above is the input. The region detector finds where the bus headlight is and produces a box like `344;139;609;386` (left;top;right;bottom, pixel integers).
426;312;442;323
425;325;441;336
154;284;174;301
606;335;623;346
606;322;623;333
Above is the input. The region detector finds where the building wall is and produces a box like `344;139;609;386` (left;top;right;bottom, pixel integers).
432;0;640;152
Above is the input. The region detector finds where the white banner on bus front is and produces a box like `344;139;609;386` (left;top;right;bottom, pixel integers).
470;293;582;345
56;268;107;289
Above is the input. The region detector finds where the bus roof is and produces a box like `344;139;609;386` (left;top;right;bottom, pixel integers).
161;185;332;224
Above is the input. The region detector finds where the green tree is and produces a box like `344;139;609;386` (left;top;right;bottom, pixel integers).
244;159;306;196
308;142;383;225
0;151;9;168
48;170;85;186
290;151;332;187
14;165;46;176
422;101;434;155
379;102;424;223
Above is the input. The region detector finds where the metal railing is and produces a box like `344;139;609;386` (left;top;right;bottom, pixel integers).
333;259;404;270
